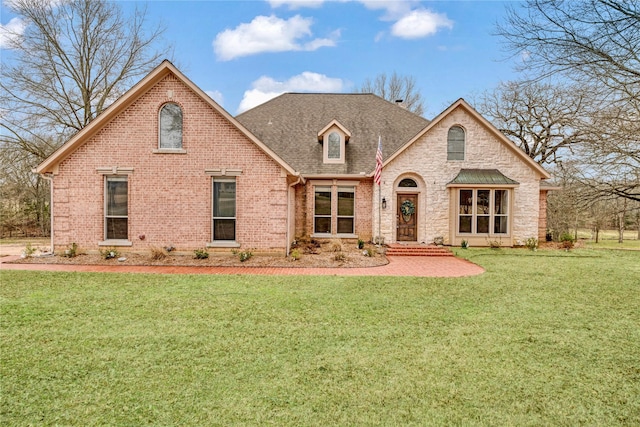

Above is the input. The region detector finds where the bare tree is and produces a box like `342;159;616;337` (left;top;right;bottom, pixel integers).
476;81;591;166
1;0;169;159
497;0;640;202
498;0;640;99
0;0;170;236
358;72;425;116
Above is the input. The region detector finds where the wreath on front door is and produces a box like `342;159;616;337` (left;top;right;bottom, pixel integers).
400;199;415;217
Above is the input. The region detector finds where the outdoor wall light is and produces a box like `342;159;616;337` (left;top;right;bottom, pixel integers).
382;197;387;209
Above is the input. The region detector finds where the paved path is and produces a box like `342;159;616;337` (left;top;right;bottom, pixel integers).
0;255;484;277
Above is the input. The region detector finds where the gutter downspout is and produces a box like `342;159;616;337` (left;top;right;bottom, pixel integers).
286;173;305;256
40;173;54;254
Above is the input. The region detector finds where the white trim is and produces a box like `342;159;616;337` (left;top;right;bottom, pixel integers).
98;240;132;247
152;148;187;154
205;168;243;177
207;241;241;248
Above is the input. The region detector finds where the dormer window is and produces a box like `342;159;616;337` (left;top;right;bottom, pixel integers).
327;132;341;160
318;120;350;164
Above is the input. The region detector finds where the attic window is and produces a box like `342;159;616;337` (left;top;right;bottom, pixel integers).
159;103;183;150
327;132;341;160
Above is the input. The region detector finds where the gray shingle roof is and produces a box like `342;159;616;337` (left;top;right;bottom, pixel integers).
448;169;520;186
236;93;430;175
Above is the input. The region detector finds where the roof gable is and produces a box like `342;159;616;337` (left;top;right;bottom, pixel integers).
384;98;551;180
36;60;296;175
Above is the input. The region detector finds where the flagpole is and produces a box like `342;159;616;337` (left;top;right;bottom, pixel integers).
378;178;381;245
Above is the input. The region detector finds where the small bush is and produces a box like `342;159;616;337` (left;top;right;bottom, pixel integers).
334;252;346;262
330;239;343;252
232;249;253;262
525;237;538;251
100;247;120;260
487;238;502;249
290;248;301;261
194;248;209;259
22;243;36;257
560;233;575;249
461;239;469;249
364;248;375;257
150;246;167;260
357;239;365;249
63;242;78;258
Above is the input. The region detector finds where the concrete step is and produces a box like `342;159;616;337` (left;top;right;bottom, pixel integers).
385;244;454;257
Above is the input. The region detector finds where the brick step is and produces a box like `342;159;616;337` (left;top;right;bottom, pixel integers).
385;244;454;257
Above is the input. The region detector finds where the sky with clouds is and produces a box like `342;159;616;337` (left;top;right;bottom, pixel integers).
1;0;524;117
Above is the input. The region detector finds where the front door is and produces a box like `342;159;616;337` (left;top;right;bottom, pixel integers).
397;194;418;241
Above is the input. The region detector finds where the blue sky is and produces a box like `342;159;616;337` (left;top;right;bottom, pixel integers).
1;0;523;118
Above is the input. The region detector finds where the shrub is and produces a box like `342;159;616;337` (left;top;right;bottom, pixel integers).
330;239;343;252
63;242;78;258
150;246;167;260
194;248;209;259
461;239;469;249
560;233;575;249
364;248;375;257
525;237;538;251
23;243;36;257
100;247;119;260
334;252;346;262
290;248;301;261
357;238;365;249
232;249;253;262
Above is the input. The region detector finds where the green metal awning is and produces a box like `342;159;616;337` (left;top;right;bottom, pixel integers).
447;169;519;187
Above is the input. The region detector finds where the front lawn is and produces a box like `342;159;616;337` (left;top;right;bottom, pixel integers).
1;249;639;426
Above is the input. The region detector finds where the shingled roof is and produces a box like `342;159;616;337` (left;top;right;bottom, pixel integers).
236;93;430;176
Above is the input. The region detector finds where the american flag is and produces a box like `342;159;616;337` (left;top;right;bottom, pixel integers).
374;136;382;186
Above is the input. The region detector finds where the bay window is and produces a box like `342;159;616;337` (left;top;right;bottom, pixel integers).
457;189;510;235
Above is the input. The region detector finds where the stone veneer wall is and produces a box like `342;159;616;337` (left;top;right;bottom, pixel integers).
374;106;542;246
52;73;289;253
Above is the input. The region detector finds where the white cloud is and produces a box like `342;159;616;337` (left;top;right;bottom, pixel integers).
238;72;344;112
391;9;453;39
268;0;326;9
0;17;26;49
205;90;224;107
213;14;338;61
358;0;416;20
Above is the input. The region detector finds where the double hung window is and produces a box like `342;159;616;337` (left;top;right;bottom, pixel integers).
314;185;355;235
212;178;236;241
105;176;128;240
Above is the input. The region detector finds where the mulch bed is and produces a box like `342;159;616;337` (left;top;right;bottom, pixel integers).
9;239;388;269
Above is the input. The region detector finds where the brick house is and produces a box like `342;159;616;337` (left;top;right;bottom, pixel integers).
36;61;552;254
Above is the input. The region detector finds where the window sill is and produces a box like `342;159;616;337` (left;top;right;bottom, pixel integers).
207;241;241;248
99;240;133;247
311;233;358;239
152;148;187;154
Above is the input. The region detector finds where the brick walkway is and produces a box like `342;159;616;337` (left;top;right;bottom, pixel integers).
0;255;484;277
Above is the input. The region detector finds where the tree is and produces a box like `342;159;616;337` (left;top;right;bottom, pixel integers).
476;81;591;166
358;72;425;116
496;0;640;202
0;0;169;237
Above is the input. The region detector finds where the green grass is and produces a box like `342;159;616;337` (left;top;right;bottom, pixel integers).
2;249;639;426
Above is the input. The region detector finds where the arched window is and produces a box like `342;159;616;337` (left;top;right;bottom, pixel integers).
327;132;341;160
398;178;418;188
447;126;465;160
159;103;183;149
